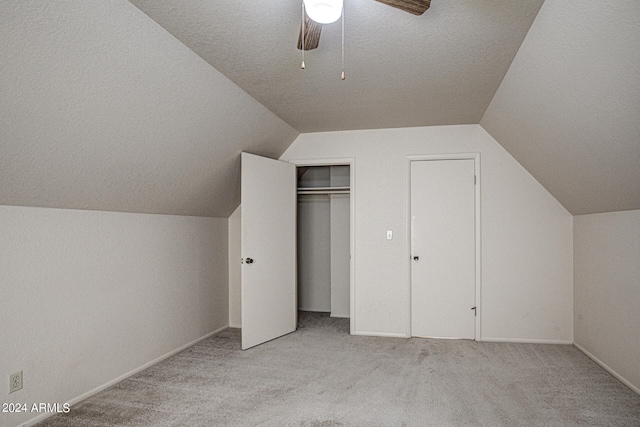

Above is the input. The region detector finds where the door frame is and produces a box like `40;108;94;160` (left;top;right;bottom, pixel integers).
406;153;481;340
288;157;356;335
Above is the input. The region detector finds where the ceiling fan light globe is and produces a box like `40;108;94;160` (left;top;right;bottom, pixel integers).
303;0;343;24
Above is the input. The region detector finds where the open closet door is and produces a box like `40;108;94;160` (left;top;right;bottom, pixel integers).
241;152;297;350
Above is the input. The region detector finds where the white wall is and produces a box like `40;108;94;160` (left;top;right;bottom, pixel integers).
574;210;640;394
330;194;351;318
297;195;332;312
0;206;228;427
281;125;573;341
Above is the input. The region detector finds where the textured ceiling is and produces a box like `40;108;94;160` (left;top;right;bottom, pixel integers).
128;0;545;133
481;0;640;214
0;1;297;218
2;0;638;217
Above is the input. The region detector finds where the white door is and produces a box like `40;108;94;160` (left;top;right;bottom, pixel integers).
241;153;297;350
410;159;476;339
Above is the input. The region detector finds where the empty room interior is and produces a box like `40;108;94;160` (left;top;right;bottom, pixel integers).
1;0;639;426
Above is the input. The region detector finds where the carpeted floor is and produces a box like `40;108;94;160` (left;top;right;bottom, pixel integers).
37;312;640;426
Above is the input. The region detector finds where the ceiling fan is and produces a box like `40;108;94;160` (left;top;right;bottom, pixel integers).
298;0;432;50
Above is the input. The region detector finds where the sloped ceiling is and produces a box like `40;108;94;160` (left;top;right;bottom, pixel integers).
0;1;298;218
2;0;638;217
481;0;640;215
128;0;545;133
129;0;639;214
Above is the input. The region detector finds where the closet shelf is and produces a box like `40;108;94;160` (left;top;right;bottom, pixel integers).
297;186;350;195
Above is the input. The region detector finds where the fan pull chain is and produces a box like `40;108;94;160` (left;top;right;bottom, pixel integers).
301;1;306;69
341;3;345;80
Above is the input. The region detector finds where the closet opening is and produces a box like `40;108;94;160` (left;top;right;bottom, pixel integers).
296;165;351;329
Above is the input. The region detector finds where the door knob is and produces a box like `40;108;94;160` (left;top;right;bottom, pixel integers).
413;256;419;261
246;257;254;264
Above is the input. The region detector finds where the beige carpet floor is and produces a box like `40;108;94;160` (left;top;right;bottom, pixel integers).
37;312;640;426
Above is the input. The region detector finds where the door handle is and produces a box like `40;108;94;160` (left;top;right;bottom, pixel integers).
245;257;254;264
413;256;419;261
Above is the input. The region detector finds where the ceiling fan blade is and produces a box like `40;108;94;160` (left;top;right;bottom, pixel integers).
374;0;431;16
297;13;322;51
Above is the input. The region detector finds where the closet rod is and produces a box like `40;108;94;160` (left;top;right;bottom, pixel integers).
298;186;349;192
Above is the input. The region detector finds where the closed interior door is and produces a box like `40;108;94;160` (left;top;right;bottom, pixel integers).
410;159;476;339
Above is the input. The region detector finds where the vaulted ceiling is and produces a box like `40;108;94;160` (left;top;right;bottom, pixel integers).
1;0;638;217
480;0;640;215
131;0;640;215
128;0;545;133
0;1;297;218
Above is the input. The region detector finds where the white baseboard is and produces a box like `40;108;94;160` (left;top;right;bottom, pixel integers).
330;314;350;319
352;331;409;338
349;333;573;343
573;342;640;396
479;337;573;345
19;325;228;427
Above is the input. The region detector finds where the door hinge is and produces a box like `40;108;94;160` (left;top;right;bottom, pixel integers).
471;306;477;316
474;175;477;185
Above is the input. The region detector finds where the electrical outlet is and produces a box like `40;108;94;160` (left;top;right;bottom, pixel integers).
9;371;22;393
